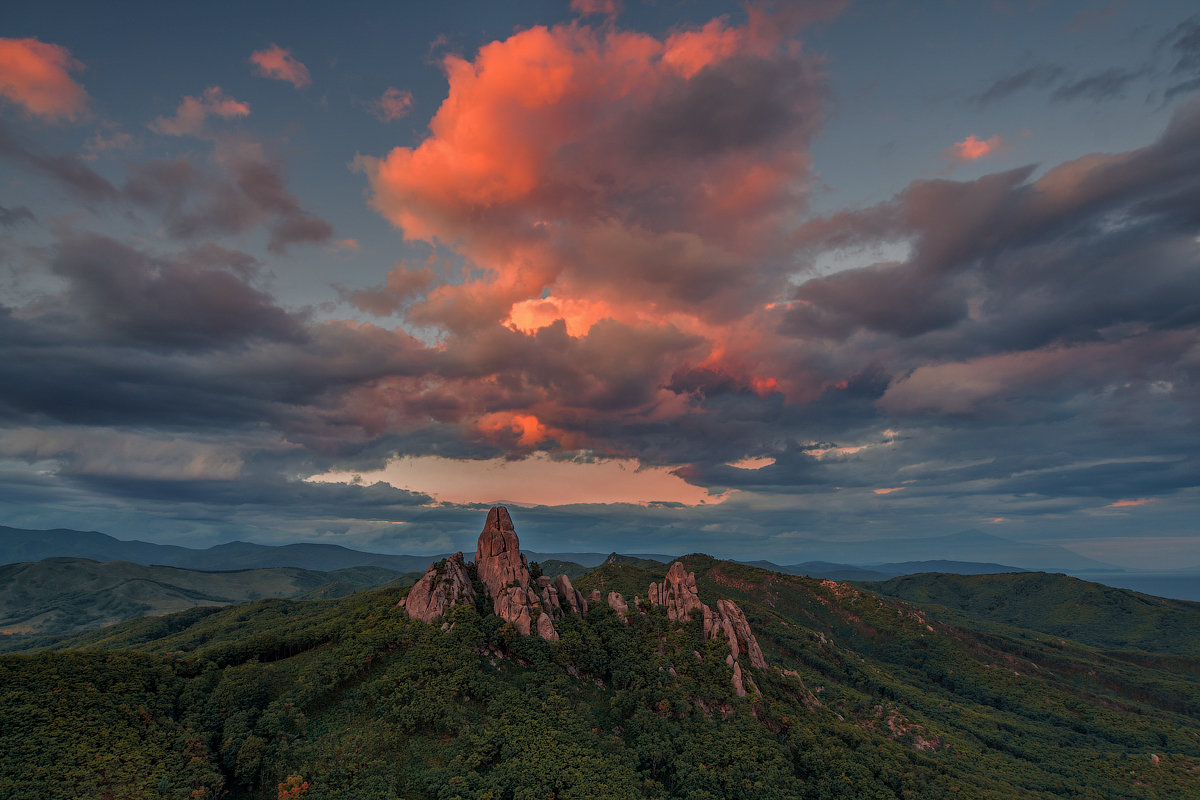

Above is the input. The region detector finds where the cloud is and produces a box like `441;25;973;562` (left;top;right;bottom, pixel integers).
0;120;119;204
970;63;1065;107
372;87;412;121
1051;67;1141;102
249;44;311;88
0;37;88;121
43;230;306;351
1065;2;1123;33
151;86;250;137
946;134;1005;162
1106;498;1152;508
570;0;622;17
0;204;34;226
358;9;827;347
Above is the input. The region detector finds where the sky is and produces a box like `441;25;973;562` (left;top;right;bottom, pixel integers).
2;1;1199;568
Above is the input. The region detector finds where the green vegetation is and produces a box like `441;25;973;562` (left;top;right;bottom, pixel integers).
0;557;407;650
2;559;1200;798
862;571;1200;656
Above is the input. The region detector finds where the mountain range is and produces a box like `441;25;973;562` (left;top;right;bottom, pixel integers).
3;516;1199;799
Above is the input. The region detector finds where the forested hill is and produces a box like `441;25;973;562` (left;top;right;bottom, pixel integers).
0;558;409;647
862;571;1200;656
3;556;1200;799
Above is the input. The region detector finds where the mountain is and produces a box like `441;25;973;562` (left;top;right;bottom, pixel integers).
0;557;407;647
6;536;1199;799
779;529;1117;571
863;571;1200;656
0;524;677;573
523;550;676;567
0;524;449;572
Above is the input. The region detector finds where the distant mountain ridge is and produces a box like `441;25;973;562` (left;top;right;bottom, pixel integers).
0;525;448;573
0;557;408;646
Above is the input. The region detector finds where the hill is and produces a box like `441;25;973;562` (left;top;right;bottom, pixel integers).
863;571;1200;656
2;507;1200;799
0;525;447;572
0;557;407;647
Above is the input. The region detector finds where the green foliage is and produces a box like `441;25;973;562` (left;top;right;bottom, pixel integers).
863;572;1200;656
3;562;1200;799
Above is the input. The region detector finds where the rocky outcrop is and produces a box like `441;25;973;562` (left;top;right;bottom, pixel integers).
554;574;588;615
399;552;475;624
607;591;629;621
646;560;768;695
706;599;766;670
473;506;552;638
537;612;559;641
588;589;602;604
648;562;705;622
476;506;531;595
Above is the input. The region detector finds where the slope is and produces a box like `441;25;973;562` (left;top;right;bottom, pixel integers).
862;571;1200;656
4;554;1197;798
0;557;404;645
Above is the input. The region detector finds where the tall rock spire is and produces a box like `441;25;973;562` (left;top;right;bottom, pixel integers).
475;505;554;639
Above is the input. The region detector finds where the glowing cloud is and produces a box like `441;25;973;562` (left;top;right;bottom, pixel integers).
1106;498;1153;508
0;37;88;121
151;87;249;136
249;44;311;88
947;133;1004;162
307;454;722;507
373;87;413;121
874;487;904;494
571;0;622;17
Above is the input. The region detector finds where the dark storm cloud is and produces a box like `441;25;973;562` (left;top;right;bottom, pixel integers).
46;231;305;350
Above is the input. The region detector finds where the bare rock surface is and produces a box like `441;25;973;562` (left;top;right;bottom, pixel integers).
649;561;705;622
607;591;629;621
399;552;475;624
475;506;530;596
553;573;588;615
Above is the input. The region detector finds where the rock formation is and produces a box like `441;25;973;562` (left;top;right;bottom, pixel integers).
554;574;588;615
646;561;768;694
649;561;705;622
607;591;629;621
475;506;530;594
399;552;475;624
474;506;548;637
706;599;767;670
400;509;766;687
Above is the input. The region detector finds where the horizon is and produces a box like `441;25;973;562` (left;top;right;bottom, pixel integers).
3;2;1200;570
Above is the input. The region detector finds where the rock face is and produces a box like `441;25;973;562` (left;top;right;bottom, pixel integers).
706;599;767;670
646;560;768;694
554;574;588;615
649;562;705;622
607;591;629;621
474;506;547;637
399;552;475;624
475;506;530;594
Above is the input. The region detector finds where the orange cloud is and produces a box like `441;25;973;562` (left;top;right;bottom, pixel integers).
874;487;904;494
571;0;622;18
358;12;824;339
151;87;249;136
1106;498;1152;508
947;134;1004;162
373;87;412;121
0;37;88;121
249;44;310;88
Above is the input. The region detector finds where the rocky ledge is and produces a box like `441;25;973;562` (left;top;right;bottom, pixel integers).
399;506;767;695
